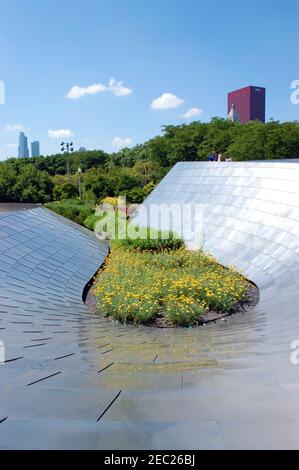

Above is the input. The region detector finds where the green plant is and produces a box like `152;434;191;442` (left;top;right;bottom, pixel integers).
164;297;206;326
113;226;183;251
45;199;94;226
93;247;249;327
53;182;78;200
84;213;103;230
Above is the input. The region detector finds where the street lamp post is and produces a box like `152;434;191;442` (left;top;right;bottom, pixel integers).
61;142;74;180
78;167;82;200
144;143;148;186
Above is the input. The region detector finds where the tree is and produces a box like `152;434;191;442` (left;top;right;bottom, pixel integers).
1;118;298;206
13;164;54;202
53;182;78;201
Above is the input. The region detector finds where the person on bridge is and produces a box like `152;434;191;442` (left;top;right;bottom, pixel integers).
208;151;217;162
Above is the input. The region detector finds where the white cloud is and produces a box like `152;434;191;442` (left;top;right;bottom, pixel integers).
5;124;26;132
151;93;184;110
182;107;204;119
5;143;18;149
66;84;107;100
48;129;74;139
108;78;132;97
66;78;133;100
111;137;132;148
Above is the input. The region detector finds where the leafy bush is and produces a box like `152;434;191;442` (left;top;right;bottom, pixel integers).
53;182;78;200
84;213;103;230
114;226;183;251
45;199;94;226
119;187;145;203
0;162;53;203
119;181;157;203
84;206;184;250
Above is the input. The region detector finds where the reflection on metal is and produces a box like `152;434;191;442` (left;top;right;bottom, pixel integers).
227;104;241;122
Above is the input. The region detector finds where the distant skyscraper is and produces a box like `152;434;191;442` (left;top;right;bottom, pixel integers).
228;86;266;124
18;132;29;158
31;141;40;157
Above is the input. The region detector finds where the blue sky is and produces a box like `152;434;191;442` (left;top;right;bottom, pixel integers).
0;0;298;160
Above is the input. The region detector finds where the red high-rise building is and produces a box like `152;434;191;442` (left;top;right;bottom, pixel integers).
228;86;266;123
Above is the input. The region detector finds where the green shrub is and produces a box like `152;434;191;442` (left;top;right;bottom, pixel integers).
85;206;184;250
53;182;78;201
45;199;94;226
84;213;104;230
113;226;183;251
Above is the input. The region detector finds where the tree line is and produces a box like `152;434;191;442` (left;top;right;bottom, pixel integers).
0;118;298;204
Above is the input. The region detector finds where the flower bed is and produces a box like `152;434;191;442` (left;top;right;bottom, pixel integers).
93;247;252;327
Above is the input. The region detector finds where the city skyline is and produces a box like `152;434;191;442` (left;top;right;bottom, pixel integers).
0;0;298;160
16;130;87;158
17;131;40;158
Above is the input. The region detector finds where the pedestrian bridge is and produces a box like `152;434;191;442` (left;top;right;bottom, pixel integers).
1;160;299;449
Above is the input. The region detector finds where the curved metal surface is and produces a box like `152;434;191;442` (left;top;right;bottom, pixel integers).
0;203;41;213
131;161;299;449
0;207;111;448
1;159;299;450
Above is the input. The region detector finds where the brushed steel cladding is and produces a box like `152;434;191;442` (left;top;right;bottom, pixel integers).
2;160;299;449
134;160;299;336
